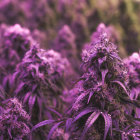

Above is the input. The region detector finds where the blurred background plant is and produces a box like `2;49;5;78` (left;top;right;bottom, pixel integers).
0;0;139;57
0;0;140;140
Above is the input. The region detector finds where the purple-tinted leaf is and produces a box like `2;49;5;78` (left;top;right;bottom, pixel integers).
101;69;108;85
32;84;38;93
111;80;129;96
98;56;107;67
47;107;62;118
8;128;12;139
66;118;73;132
15;82;25;95
23;92;32;104
28;95;36;114
73;108;93;123
81;111;100;139
101;112;112;140
0;85;5;100
110;54;122;61
87;92;94;104
72;92;88;110
12;72;19;83
32;120;55;131
45;110;53;120
121;133;125;140
3;76;9;89
47;121;63;140
37;97;43;121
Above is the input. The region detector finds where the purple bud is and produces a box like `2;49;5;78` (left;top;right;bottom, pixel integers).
0;24;34;73
0;98;30;139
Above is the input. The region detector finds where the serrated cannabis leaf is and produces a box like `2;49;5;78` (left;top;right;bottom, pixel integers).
32;120;55;132
47;121;63;140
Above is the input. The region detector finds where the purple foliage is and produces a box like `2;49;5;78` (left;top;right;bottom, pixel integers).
11;45;70;124
53;25;80;88
0;1;139;139
32;27;140;140
54;25;77;59
0;0;28;25
67;30;140;139
124;52;140;118
124;52;140;100
83;23;119;51
0;24;34;73
0;98;30;140
91;23;119;44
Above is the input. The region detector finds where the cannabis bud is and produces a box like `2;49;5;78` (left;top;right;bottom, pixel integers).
91;23;119;44
12;45;70;123
0;24;34;73
124;52;140;100
53;25;80;88
124;52;140;118
68;30;140;140
0;98;30;139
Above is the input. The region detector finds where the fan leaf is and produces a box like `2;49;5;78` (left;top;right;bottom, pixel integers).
28;94;36;114
23;92;32;104
47;121;63;140
32;120;55;131
101;69;108;85
87;92;94;104
73;108;94;123
81;111;100;139
15;82;25;95
101;112;112;140
47;107;62;118
111;80;129;96
66;118;73;132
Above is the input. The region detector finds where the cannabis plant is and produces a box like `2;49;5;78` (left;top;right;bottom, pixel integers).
67;31;140;140
12;45;70;123
54;25;77;62
0;0;27;25
31;29;140;140
83;23;119;52
0;98;30;140
124;52;140;118
91;23;119;44
53;25;80;88
0;24;34;73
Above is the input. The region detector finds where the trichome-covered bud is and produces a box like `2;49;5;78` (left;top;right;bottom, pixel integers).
124;52;140;118
0;98;30;140
68;28;139;140
91;23;119;44
124;52;140;99
12;45;70;122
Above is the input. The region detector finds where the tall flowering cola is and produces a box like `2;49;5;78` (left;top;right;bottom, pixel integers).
71;14;89;59
12;45;70;123
68;31;140;139
0;0;27;25
83;23;119;51
124;52;140;118
0;24;34;73
27;0;56;30
54;25;77;62
0;98;30;140
53;25;80;87
91;23;119;44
